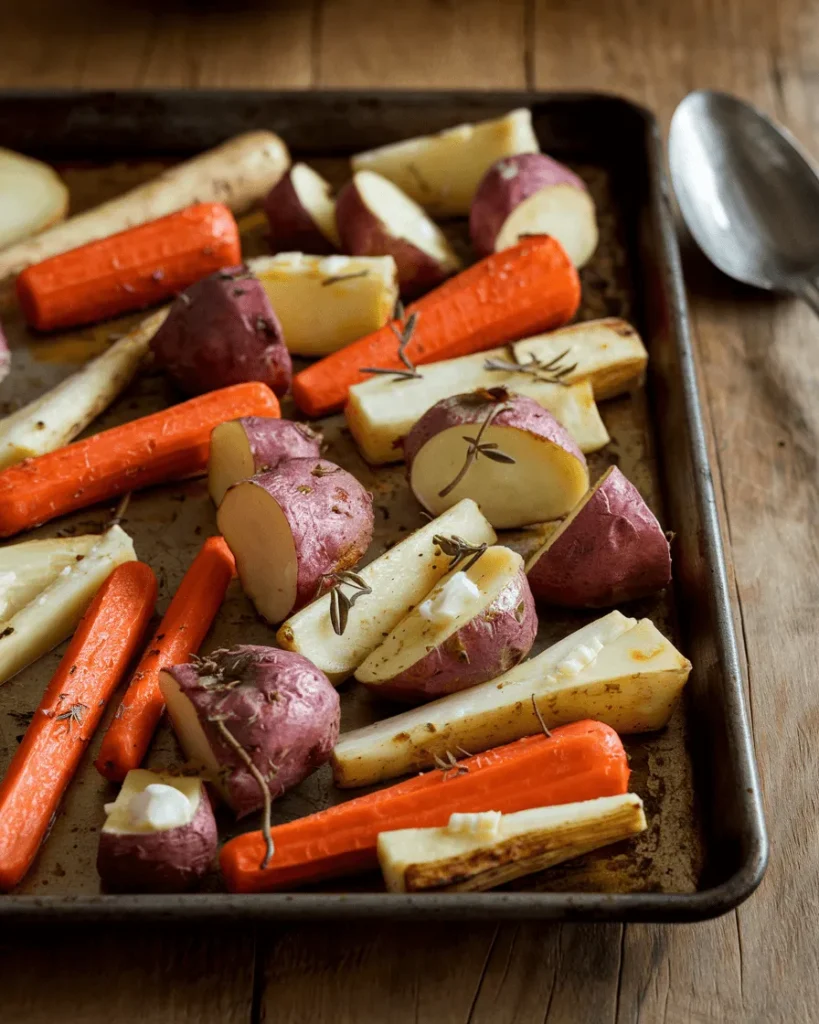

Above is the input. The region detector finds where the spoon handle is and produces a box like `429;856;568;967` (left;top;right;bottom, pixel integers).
794;277;819;318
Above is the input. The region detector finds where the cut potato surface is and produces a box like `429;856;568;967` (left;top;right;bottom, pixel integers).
0;148;68;250
406;393;589;528
102;771;201;835
208;417;321;507
277;498;496;684
217;459;373;624
332;611;691;787
264;163;340;253
527;465;672;607
496;187;598;265
345;316;646;465
356;545;537;701
351;110;540;216
249;253;398;358
0;525;136;686
336;171;461;297
0;534;97;621
378;793;647;893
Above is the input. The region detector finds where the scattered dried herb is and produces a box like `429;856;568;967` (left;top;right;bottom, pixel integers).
317;570;372;636
360;301;422;382
311;463;341;478
433;749;470;781
56;702;88;730
483;345;577;386
438;392;516;499
531;694;552;738
432;534;488;574
321;270;370;286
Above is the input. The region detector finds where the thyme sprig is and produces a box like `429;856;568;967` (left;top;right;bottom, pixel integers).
360;300;422;382
438;390;516;499
318;570;372;636
483;345;578;386
433;749;470;781
531;694;552;738
322;270;370;287
433;534;488;574
55;702;88;730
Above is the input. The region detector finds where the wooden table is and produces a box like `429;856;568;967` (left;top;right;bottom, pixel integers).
0;1;816;1021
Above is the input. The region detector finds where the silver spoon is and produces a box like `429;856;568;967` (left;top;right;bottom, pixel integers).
669;89;819;314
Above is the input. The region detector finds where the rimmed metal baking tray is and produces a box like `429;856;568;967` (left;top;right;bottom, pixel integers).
0;89;766;921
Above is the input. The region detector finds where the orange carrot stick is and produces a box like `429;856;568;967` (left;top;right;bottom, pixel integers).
292;236;580;418
220;719;628;893
16;203;241;332
0;381;280;538
96;536;236;782
0;561;157;891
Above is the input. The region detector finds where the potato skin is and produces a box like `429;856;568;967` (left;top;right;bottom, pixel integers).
527;466;672;607
470;154;588;257
335;178;455;298
404;391;586;474
0;321;9;383
248;457;374;615
264;167;337;255
235;417;322;472
150;266;292;397
365;566;537;703
96;786;218;893
167;646;340;817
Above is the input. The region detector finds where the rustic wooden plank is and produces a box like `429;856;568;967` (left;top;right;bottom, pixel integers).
0;926;256;1024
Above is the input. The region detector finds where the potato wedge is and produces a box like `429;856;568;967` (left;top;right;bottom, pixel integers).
345;317;644;465
0;534;98;620
378;794;647;892
351;110;540;216
0;525;136;686
0;147;68;249
264;163;340;254
277;498;496;684
249;253;398;358
332;611;691;787
356;545;537;701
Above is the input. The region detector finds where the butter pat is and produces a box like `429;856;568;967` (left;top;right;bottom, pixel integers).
419;571;481;625
127;784;192;831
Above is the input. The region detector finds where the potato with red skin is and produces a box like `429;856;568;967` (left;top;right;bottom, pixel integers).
97;771;218;893
470;154;598;267
159;646;340;818
150;266;292;397
208;416;322;506
356;546;537;703
526;466;672;607
0;320;9;384
264;163;341;255
335;171;461;298
405;389;589;529
217;457;374;624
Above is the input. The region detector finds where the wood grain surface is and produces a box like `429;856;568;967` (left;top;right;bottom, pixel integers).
1;0;818;1021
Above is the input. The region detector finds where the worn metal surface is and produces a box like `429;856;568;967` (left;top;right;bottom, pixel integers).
0;91;765;920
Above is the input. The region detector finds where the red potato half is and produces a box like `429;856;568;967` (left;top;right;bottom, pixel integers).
217;457;374;624
159;646;340;818
526;466;672;607
336;171;461;298
97;770;217;893
405;390;589;529
264;163;341;255
208;416;322;506
150;266;292;397
356;545;537;702
470;154;598;267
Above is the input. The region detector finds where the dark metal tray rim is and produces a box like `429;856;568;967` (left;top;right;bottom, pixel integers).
0;88;768;923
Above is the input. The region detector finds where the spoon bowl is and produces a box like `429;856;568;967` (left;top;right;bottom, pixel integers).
669;90;819;299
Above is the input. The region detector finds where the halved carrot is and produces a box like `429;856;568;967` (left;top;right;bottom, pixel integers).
0;561;157;892
96;536;236;782
0;381;280;538
292;235;580;418
219;719;629;893
16;203;241;332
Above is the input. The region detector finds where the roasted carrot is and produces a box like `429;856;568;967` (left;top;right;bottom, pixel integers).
96;536;236;782
0;561;157;891
16;203;241;332
292;235;580;417
0;381;280;538
220;719;628;893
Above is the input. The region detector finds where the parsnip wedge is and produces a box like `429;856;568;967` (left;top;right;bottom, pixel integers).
351;110;540;216
249;253;398;358
277;499;496;684
0;525;136;685
0;534;98;620
345;318;645;465
378;794;647;892
332;611;691;787
0;309;166;471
